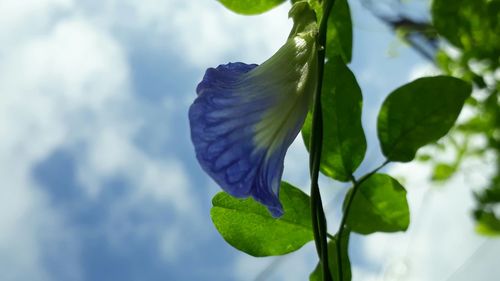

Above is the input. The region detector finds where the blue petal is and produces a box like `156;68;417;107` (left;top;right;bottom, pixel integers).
189;62;286;217
188;1;318;218
189;29;319;218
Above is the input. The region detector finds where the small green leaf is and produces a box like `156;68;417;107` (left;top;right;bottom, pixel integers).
377;76;472;162
347;173;410;235
211;182;312;256
416;154;432;162
217;0;286;15
432;163;456;181
302;57;366;182
309;234;351;281
326;0;352;62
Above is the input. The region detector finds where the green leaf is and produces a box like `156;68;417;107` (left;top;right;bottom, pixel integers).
302;57;366;182
474;184;500;236
416;154;432;162
217;0;286;15
432;0;500;59
326;0;352;62
377;76;472;162
475;211;500;236
211;182;312;256
432;163;456;181
310;234;351;281
347;173;410;235
476;184;500;205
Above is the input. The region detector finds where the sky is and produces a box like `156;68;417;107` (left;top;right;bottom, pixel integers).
0;0;498;281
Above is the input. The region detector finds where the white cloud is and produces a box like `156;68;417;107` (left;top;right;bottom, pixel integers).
0;0;203;279
173;1;293;66
408;63;440;81
0;0;297;278
0;176;54;281
7;1;499;281
0;6;95;281
0;0;74;47
81;0;292;67
76;128;198;224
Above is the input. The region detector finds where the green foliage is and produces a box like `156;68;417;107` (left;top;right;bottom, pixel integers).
431;163;456;181
217;0;286;15
429;0;500;235
210;182;313;256
428;135;469;182
203;0;500;279
377;76;472;162
310;234;351;281
475;210;500;236
432;0;500;61
326;0;352;62
346;174;410;234
302;57;366;182
474;179;500;236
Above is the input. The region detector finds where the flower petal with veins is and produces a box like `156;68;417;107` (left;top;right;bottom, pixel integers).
189;2;318;217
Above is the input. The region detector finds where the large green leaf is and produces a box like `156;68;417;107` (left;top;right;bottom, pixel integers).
309;234;351;281
432;0;500;59
217;0;286;15
211;182;312;256
347;173;409;235
377;76;472;162
302;57;366;182
326;0;352;62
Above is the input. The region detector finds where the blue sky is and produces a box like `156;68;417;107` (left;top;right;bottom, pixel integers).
0;0;499;280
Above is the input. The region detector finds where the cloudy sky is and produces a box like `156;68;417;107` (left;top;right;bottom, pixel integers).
0;0;498;280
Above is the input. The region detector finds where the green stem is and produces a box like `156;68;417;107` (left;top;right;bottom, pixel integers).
335;160;390;280
309;0;335;280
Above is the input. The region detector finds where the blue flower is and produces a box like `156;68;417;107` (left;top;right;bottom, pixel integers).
189;2;318;217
